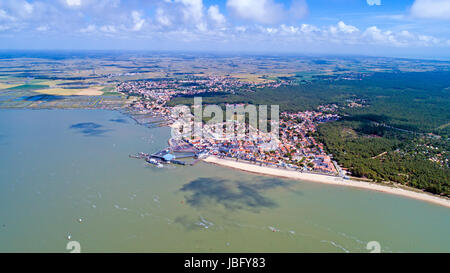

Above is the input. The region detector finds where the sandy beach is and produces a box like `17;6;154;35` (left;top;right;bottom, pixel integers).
203;156;450;209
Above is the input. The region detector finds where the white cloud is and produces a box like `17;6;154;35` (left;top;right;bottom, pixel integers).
264;27;278;34
100;25;116;33
0;25;12;31
411;0;450;20
300;24;319;33
336;21;359;34
173;0;207;31
367;0;381;6
280;24;299;34
417;34;440;45
131;11;145;31
361;26;439;47
233;22;444;48
175;0;204;22
235;26;247;32
36;25;49;31
0;0;448;52
0;9;16;21
327;21;359;45
363;26;387;42
398;30;414;39
23;1;34;14
227;0;285;24
80;24;96;33
208;5;226;26
66;0;82;7
156;8;171;27
227;0;308;24
289;0;308;19
2;0;37;18
62;0;121;10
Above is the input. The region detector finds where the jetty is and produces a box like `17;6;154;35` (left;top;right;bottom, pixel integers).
129;139;204;167
129;149;198;167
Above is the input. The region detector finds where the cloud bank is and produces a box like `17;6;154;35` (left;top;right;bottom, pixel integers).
0;0;448;55
411;0;450;20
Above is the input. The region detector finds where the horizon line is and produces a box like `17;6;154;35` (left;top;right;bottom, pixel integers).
0;49;449;62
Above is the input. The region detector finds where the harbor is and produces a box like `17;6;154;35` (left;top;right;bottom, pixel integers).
129;139;203;167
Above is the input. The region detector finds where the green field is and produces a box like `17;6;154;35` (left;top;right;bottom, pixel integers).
6;84;50;91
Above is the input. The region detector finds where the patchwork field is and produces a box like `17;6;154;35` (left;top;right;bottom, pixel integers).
228;73;287;83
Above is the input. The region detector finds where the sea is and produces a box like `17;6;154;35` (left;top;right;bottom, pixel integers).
0;109;449;252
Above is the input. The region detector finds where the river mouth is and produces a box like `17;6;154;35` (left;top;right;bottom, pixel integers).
0;108;449;253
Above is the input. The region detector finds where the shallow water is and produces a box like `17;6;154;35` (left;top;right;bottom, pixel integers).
0;109;449;252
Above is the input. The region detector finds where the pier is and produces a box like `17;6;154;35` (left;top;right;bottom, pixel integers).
130;149;201;167
129;139;205;167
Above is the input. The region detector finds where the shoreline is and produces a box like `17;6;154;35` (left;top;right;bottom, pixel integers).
202;156;450;209
4;107;449;209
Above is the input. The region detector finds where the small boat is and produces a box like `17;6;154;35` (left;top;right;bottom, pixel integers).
148;158;164;168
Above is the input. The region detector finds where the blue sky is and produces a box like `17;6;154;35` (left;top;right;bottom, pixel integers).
1;0;450;59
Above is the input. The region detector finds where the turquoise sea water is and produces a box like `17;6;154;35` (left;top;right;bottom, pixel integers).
0;109;449;252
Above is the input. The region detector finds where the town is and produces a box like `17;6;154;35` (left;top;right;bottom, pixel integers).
119;76;343;177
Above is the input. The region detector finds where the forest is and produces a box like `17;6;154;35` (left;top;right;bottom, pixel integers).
316;119;449;196
170;71;450;137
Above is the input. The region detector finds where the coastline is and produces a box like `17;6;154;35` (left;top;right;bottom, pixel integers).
202;155;450;209
5;106;448;209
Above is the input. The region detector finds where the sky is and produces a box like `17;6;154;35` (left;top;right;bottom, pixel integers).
1;0;450;59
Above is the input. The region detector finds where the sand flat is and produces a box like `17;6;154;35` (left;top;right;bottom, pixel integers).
203;156;450;208
36;87;104;96
0;83;21;89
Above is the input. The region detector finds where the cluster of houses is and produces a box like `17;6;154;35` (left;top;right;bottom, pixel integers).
117;75;289;103
118;76;342;175
173;109;340;174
